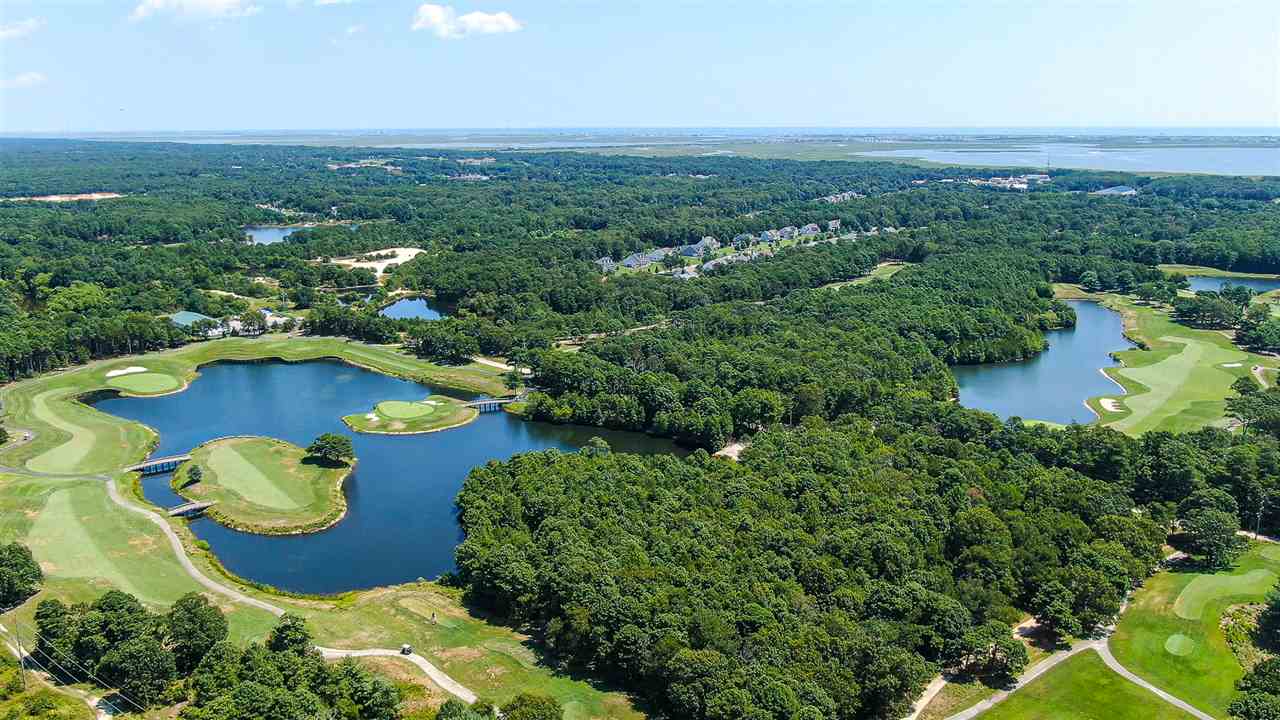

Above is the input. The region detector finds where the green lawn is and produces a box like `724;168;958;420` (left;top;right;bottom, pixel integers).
820;261;912;290
1110;542;1280;717
1158;264;1280;280
0;336;508;475
343;395;478;434
980;650;1195;720
175;437;350;534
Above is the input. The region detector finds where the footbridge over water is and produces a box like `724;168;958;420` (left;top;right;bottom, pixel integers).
125;454;191;475
464;397;521;413
167;501;215;517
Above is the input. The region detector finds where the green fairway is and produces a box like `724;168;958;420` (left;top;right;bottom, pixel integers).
0;472;277;641
105;371;181;394
980;650;1195;720
376;399;436;419
0;336;508;475
1055;285;1278;435
176;436;350;534
1111;543;1280;717
343;395;478;434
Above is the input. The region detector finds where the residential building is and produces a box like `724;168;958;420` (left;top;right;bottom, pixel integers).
827;219;841;232
594;256;617;273
779;226;798;240
620;252;652;270
680;237;721;257
799;223;821;236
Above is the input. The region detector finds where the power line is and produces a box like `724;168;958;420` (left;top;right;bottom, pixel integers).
16;622;149;715
25;645;127;718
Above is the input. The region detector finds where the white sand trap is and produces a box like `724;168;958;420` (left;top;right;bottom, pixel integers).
424;400;440;405
1099;398;1123;412
365;413;378;420
331;247;425;275
1222;362;1243;368
105;366;148;378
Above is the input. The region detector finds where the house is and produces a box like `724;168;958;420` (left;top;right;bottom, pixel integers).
680;237;721;257
620;252;652;270
594;256;617;273
732;233;755;247
827;219;841;232
673;266;699;280
261;309;290;328
779;226;798;240
799;223;821;236
644;247;675;264
168;310;216;328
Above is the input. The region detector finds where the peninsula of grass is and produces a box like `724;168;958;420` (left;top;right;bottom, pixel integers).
172;436;353;535
979;650;1196;720
1109;542;1280;718
1053;284;1280;435
1158;263;1280;280
0;336;509;475
342;395;477;434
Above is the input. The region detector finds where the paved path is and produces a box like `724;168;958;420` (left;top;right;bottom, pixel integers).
317;647;477;704
1094;643;1215;720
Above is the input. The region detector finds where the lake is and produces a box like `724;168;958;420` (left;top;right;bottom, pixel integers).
379;297;447;320
1188;275;1280;294
93;360;679;594
857;142;1280;176
244;226;301;245
951;300;1131;424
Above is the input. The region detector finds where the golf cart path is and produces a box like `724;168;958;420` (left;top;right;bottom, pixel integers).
98;474;478;703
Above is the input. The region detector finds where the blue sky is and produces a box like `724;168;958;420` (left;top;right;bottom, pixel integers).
1;0;1276;132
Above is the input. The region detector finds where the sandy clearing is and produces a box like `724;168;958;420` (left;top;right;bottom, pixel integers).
105;366;148;378
331;247;425;275
3;192;125;202
1099;398;1123;412
1222;362;1243;368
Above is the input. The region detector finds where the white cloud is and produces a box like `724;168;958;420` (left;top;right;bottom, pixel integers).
1;72;47;90
345;23;364;34
0;17;44;41
411;4;521;39
130;0;262;22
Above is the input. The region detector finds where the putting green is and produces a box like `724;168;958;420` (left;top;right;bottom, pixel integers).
1164;633;1196;656
376;400;436;419
106;372;181;394
1111;335;1247;435
1173;569;1277;620
204;440;307;510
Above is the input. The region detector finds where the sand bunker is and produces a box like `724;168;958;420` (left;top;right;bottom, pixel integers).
331;247;425;275
105;366;148;378
1222;362;1243;368
4;192;125;203
1099;398;1123;412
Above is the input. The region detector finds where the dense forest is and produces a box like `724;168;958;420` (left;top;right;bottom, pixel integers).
4;139;1280;719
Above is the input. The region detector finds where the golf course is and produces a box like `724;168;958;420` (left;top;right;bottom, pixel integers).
173;436;353;534
343;395;478;434
1055;284;1280;435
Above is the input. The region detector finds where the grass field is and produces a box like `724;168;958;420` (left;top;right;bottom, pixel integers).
0;657;93;720
979;650;1195;720
1158;264;1280;280
342;395;478;434
820;261;912;290
174;437;351;534
1053;285;1278;435
918;625;1056;719
0;336;508;475
1110;542;1280;717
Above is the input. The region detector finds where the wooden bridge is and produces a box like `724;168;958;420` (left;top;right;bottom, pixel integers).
464;398;520;413
167;501;215;517
125;454;191;475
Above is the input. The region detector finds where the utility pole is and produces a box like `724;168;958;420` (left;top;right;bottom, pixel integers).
14;626;27;691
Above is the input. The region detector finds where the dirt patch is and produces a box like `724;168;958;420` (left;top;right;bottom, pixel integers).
434;646;485;662
354;656;447;714
127;535;157;552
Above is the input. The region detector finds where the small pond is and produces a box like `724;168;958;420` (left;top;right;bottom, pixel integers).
1187;275;1280;294
379;297;448;320
950;300;1132;425
244;226;301;245
93;360;679;594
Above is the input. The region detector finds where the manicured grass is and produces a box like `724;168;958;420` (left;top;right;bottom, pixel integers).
1110;542;1280;717
0;336;508;474
0;472;277;642
979;650;1195;720
918;624;1057;719
1053;285;1279;435
105;372;181;395
174;437;350;534
1159;264;1280;280
342;395;477;434
820;260;912;290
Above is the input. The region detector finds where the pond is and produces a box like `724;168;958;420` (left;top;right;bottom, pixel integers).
1188;275;1280;294
244;226;301;245
379;297;448;320
950;300;1132;425
92;360;679;594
